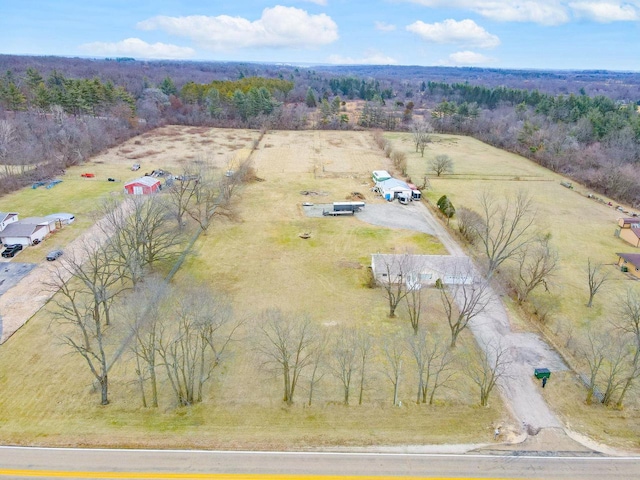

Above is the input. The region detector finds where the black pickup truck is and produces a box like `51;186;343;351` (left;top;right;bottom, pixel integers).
2;244;23;258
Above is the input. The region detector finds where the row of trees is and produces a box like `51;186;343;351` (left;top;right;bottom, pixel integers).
441;190;640;408
255;309;508;408
48;158;246;405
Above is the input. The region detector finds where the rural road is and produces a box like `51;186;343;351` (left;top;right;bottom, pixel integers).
356;201;567;431
1;446;639;479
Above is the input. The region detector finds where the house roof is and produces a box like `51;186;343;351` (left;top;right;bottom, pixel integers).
125;176;160;187
620;217;640;224
0;212;18;223
19;217;56;226
0;223;45;238
376;178;411;191
617;253;640;267
371;254;474;277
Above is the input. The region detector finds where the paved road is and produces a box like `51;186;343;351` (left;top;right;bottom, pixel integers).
0;447;639;479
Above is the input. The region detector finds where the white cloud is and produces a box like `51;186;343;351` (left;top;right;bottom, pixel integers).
406;19;500;48
328;50;398;65
375;21;397;31
299;0;328;4
401;1;571;25
569;2;639;22
137;6;338;51
447;50;494;65
79;38;195;59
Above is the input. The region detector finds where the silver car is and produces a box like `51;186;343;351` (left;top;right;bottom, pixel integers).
46;249;63;261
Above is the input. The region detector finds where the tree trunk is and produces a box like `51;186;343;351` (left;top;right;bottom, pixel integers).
150;363;158;408
100;374;109;405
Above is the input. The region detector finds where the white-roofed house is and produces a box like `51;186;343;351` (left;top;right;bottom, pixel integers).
371;253;476;287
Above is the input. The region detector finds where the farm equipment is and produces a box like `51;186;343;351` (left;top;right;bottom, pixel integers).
323;209;354;216
32;181;46;189
46;180;62;189
323;201;365;216
81;173;95;178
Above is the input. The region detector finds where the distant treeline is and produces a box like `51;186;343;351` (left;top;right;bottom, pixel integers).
0;68;135;116
2;55;640;205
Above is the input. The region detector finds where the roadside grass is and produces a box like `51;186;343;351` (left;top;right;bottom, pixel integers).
0;128;509;448
542;371;640;450
386;132;640;445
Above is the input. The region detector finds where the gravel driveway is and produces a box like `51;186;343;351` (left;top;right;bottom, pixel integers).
352;200;567;431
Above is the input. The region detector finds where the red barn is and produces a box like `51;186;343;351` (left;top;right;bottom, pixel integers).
124;176;161;195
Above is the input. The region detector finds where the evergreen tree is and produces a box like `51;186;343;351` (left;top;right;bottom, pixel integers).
305;87;317;108
159;76;177;96
2;83;27;111
206;88;222;118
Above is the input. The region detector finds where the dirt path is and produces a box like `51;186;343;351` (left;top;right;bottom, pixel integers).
356;201;566;431
0;201;132;343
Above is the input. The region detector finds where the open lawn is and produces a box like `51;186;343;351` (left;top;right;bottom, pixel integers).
386;132;640;449
0;128;509;449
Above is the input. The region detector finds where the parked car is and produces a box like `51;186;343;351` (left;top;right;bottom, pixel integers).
46;249;63;261
2;244;23;258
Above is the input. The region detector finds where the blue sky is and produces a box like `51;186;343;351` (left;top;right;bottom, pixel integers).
2;0;640;70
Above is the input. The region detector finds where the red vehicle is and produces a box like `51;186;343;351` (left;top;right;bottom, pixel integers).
81;173;95;178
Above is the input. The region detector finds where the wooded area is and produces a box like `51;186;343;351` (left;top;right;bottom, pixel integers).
1;54;640;206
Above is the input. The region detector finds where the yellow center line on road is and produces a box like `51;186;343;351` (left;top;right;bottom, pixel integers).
0;471;523;480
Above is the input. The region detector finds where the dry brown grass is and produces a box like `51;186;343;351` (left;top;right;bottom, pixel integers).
385;131;640;447
0;128;509;449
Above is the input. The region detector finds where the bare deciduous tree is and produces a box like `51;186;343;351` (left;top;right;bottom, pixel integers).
456;207;483;245
157;286;239;406
0;120;17;177
49;241;128;405
256;309;316;405
165;166;201;229
611;289;640;407
383;335;405;406
464;340;512;407
307;329;329;406
410;119;432;157
599;336;631;406
407;330;455;405
439;277;491;348
331;327;358;405
579;329;607;405
428;154;454;177
356;328;374;405
126;279;167;408
375;254;414;318
512;234;558;303
99;196;185;285
473;191;538;277
586;258;610;308
404;281;426;335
